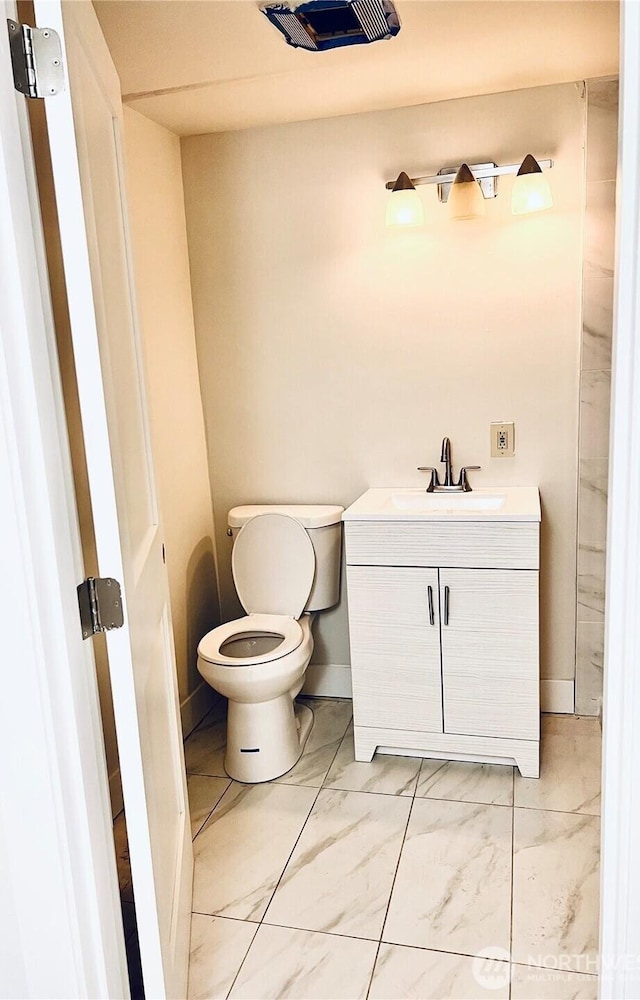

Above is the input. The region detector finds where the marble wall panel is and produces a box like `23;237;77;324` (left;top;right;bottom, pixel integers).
576;79;617;716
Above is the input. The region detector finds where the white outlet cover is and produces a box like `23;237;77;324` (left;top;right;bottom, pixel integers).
491;421;515;457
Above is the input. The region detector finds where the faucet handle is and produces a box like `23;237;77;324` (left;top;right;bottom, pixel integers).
417;467;440;492
458;466;481;492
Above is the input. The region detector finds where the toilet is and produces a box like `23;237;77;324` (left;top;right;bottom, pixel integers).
197;504;344;783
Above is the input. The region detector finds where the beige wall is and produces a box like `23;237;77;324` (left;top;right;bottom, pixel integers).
123;107;220;732
182;83;585;684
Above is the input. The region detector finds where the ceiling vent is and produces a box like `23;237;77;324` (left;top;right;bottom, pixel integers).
261;0;401;51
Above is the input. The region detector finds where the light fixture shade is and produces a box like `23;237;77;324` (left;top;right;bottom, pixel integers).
447;163;486;221
385;171;425;228
511;154;553;215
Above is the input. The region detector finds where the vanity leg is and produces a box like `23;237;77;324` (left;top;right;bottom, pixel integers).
515;746;540;779
353;727;376;762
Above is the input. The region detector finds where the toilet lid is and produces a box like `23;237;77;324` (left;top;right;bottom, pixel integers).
232;513;315;618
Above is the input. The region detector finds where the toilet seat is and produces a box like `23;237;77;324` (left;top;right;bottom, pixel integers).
198;613;303;667
197;514;315;671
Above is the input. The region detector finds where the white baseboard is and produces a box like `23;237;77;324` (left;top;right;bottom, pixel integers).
303;662;352;699
180;680;220;740
541;678;575;714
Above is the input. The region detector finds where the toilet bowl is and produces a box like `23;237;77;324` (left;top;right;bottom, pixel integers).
197;505;343;783
198;612;315;782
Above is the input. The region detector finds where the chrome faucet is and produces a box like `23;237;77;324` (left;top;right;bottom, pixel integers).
441;436;453;487
418;437;481;492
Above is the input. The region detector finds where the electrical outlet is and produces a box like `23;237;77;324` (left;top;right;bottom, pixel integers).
491;421;515;458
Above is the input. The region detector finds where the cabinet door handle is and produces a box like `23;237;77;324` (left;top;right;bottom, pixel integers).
444;585;450;626
427;585;435;625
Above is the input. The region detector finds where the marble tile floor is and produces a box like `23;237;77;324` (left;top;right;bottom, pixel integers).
184;702;601;1000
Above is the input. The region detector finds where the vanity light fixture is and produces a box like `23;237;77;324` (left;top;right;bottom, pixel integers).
511;154;553;215
384;155;553;222
385;171;425;228
447;162;486;221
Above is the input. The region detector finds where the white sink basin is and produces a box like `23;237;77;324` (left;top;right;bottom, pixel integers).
342;486;541;522
391;490;506;512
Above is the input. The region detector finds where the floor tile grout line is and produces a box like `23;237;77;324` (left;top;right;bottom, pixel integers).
186;769;229;779
188;764;599;815
221;711;354;997
186;705;223;743
318;713;355;790
377;939;512;963
373;792;417;987
412;758;423;800
224;919;261;1000
191;779;565;810
188;783;600;818
322;783;417;798
189;771;602;846
191;910;598;993
191;910;260;924
212;708;353;999
510;962;599;979
415;756;449;796
255;709;350;929
189;776;529;808
416;792;513;808
365;788;422;1000
207;914;573;964
260;919;379;944
252;788;322;925
190;781;232;842
364;941;383;1000
191;778;236;842
186;767;600;817
195;911;586;965
512;803;601;819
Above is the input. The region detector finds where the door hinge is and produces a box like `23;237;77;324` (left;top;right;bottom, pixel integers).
7;19;64;98
77;577;124;640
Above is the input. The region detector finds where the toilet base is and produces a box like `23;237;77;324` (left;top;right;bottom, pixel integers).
224;697;314;783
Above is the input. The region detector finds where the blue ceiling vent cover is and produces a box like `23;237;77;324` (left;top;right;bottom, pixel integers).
262;0;401;51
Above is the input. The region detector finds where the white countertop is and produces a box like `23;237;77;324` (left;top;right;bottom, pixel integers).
342;487;541;522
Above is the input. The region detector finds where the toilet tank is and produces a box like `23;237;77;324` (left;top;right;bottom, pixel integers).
227;504;344;611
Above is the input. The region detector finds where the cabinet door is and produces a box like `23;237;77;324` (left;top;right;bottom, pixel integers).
440;569;539;740
347;565;443;733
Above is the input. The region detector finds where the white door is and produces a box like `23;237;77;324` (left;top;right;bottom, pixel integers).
439;569;539;741
32;1;192;996
1;4;127;992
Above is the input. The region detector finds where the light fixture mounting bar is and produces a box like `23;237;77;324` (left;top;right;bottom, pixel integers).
384;158;554;191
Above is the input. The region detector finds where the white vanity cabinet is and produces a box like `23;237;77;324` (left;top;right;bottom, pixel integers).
342;488;541;778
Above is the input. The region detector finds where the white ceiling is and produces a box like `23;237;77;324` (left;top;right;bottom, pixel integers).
93;0;619;136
